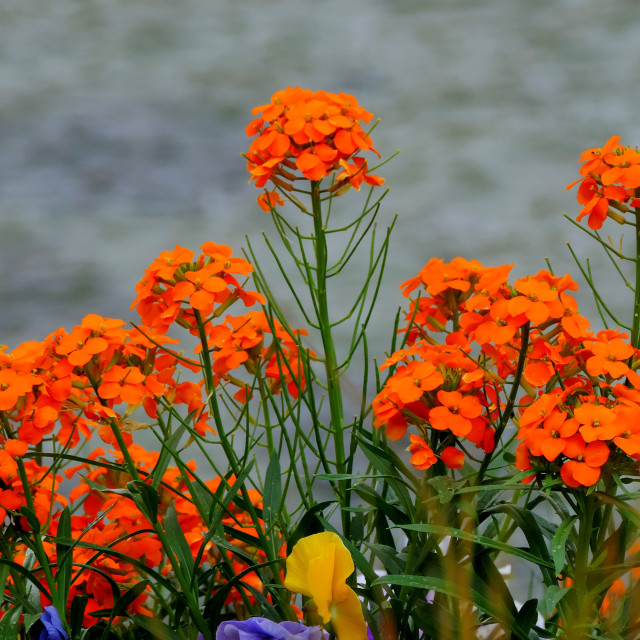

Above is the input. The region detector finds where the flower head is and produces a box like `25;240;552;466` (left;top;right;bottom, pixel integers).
285;532;367;640
567;136;640;229
246;87;384;208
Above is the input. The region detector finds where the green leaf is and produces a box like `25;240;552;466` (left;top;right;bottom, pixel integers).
262;450;282;533
351;511;365;547
189;479;216;526
0;559;52;602
128;614;184;640
395;523;555;569
19;506;41;533
473;550;517;619
287;501;333;551
540;585;570;618
204;558;282;629
208;462;256;531
210;534;259;566
353;484;410;527
372;574;532;639
363;542;405;574
110;580;150;620
81;475;130;495
482;504;557;586
23;549;44;631
0;562;8;609
358;438;420;504
70;594;89;639
427;476;465;504
164;502;195;577
514;598;539;636
0;604;22;636
151;422;188;489
55;506;73;606
551;515;577;575
316;473;397;481
594;490;640;529
128;480;159;523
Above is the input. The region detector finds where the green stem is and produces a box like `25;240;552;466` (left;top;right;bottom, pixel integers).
87;375;210;639
192;310;294;616
632;208;640;348
567;494;595;640
310;182;350;535
15;458;63;621
476;322;530;483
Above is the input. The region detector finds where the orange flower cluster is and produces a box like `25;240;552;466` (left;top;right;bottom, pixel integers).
132;242;265;335
131;242;307;403
0;240;307;627
13;447;270;625
567;135;640;230
205;310;308;400
0;313;180;498
516;338;640;487
0;458;66;530
374;256;640;485
245;87;385;210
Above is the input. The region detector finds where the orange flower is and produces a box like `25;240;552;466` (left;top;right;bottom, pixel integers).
575;178;627;230
519;393;562;431
584;330;640;383
469;299;525;346
0;367;36;411
560;438;609;487
257;189;284;212
336;157;385;191
429;390;483;437
509;274;563;325
386;361;444;404
400;256;481;298
523;410;578;462
408;434;437;470
523;338;573;388
574;402;620;443
559;292;591;340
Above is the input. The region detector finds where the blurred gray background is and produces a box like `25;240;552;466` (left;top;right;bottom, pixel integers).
2;0;640;351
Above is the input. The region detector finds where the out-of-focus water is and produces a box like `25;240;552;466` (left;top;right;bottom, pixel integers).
2;0;640;351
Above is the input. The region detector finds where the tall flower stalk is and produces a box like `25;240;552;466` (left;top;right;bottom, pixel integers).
244;87;392;538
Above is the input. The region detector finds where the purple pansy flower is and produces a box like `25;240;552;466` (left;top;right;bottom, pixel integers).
39;606;69;640
216;617;324;640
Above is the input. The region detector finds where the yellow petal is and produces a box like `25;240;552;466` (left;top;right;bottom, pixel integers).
307;544;335;621
331;586;368;640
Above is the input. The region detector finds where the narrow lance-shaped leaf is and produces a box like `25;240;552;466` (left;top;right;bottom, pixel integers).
262;450;282;533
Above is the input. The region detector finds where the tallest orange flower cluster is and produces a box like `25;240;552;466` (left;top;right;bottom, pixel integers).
245;87;384;209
